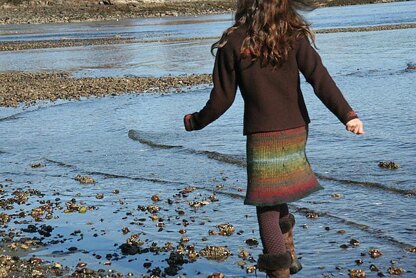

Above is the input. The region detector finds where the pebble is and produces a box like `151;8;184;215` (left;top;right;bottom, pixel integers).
331;193;343;199
95;193;104;199
151;194;160;202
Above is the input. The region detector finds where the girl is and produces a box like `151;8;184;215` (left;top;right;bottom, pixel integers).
184;0;364;277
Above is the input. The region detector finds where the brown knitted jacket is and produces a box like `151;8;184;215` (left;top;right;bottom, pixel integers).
192;27;358;135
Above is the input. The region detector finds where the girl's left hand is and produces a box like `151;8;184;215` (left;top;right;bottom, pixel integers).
346;118;364;135
184;114;196;131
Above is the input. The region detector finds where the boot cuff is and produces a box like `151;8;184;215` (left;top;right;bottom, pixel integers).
257;251;292;271
279;213;295;234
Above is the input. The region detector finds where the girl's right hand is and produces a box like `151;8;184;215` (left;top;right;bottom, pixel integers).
346;118;364;135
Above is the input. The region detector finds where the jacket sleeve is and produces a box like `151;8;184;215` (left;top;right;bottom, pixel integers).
192;44;238;130
296;36;358;124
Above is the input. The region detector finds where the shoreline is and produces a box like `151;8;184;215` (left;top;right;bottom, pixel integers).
0;0;409;25
1;23;415;52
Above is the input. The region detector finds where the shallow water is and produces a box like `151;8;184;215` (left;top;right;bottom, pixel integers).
1;1;416;76
1;1;416;277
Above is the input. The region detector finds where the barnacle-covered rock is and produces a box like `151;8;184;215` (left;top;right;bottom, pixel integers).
369;249;383;258
64;199;93;214
188;200;209;208
31;204;53;220
199;246;231;260
387;267;404;275
146;205;160;214
349;269;366;278
246;265;257;273
216;224;235;236
0;213;10;224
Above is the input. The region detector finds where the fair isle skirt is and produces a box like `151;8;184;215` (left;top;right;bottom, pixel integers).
244;125;323;206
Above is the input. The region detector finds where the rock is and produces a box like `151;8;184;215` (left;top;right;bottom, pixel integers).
350;239;360;246
38;224;53;237
406;64;416;70
74;175;96;184
245;238;259;246
22;224;38;233
119;243;139;255
31;162;44;168
370;264;379;271
99;0;113;4
378;161;400;169
167;252;187;266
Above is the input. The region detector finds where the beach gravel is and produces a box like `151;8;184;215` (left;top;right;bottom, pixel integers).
0;71;212;107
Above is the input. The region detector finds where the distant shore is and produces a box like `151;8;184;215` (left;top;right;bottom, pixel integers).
0;0;408;25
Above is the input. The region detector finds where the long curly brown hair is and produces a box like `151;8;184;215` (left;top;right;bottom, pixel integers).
212;0;316;67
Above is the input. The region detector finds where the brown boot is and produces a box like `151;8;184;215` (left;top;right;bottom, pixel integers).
257;251;291;278
280;214;302;274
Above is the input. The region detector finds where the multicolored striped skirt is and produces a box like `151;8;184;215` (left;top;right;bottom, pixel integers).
244;125;323;206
